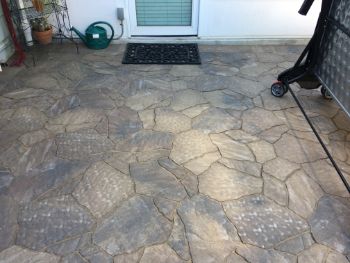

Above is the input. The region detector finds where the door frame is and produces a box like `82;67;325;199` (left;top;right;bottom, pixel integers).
128;0;199;36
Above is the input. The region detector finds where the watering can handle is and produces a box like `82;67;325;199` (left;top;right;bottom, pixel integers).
87;21;115;43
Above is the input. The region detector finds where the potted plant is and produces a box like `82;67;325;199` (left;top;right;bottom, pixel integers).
30;16;53;45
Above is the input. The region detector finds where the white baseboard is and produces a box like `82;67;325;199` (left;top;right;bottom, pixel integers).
111;36;310;45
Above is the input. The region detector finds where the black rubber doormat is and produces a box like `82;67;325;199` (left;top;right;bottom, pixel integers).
122;43;201;64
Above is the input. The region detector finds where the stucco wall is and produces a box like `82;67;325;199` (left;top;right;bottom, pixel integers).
0;4;14;63
198;0;321;39
66;0;321;41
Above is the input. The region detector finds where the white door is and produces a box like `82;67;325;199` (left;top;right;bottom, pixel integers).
129;0;199;36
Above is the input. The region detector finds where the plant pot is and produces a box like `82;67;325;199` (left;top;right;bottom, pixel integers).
32;27;53;45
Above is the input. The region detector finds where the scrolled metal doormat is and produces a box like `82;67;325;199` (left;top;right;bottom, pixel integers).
122;43;201;64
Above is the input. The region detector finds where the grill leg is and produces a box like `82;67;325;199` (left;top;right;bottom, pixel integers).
286;82;350;193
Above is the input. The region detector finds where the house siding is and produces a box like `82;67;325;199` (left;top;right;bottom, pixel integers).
0;4;14;63
67;0;320;41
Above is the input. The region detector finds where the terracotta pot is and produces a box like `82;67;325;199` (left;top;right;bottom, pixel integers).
33;27;53;45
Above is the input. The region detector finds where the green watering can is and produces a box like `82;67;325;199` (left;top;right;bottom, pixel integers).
71;21;114;50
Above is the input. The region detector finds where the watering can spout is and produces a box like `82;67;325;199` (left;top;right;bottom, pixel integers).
70;26;87;44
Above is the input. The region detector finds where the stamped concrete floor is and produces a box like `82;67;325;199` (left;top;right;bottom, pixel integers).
0;44;349;263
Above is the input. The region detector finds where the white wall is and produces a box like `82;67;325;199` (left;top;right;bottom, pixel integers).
198;0;321;39
0;4;14;63
67;0;126;38
66;0;321;41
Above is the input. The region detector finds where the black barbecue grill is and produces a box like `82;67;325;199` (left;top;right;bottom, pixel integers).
271;0;350;114
271;0;350;192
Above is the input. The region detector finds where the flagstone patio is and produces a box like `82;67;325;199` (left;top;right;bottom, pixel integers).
0;44;349;263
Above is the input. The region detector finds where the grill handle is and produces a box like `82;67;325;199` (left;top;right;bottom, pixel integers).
299;0;315;15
